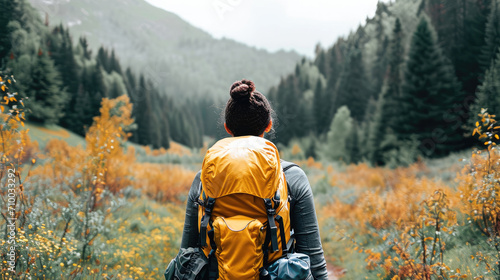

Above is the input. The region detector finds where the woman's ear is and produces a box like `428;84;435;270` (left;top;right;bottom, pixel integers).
264;120;273;133
224;123;234;136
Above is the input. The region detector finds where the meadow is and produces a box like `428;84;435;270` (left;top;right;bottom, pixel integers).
1;79;500;279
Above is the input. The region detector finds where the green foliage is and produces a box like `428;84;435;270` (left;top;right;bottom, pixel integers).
269;60;325;145
367;18;405;166
323;106;353;163
264;0;497;167
334;45;372;121
134;75;160;147
366;88;386;165
172;108;203;149
17;0;500;158
396;18;464;158
277;135;318;162
380;133;421;168
313;78;329;134
469;50;500;132
25;49;68;124
449;0;490;98
3;0;188;149
480;0;500;71
0;0;15;67
382;17;404;131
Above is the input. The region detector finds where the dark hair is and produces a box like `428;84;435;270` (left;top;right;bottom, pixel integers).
225;79;273;137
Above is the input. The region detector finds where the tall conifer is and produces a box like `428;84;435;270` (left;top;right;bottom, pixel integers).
396;18;464;157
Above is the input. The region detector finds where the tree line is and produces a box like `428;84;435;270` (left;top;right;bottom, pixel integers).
3;0;500;166
0;0;213;149
268;0;500;166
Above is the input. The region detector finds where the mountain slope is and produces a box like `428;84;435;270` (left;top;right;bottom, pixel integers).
29;0;301;99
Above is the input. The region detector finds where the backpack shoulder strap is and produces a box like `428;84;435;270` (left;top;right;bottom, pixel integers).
280;160;300;252
280;160;300;195
281;160;299;173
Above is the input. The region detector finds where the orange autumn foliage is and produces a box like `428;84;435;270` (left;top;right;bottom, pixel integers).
144;141;193;157
31;95;194;203
322;163;456;232
319;109;500;279
133;163;196;202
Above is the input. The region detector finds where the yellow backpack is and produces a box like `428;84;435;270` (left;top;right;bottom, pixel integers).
197;136;292;280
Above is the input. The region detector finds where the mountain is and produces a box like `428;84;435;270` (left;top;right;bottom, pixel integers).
28;0;301;99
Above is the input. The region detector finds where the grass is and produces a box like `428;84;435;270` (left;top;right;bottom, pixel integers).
25;122;86;148
24;122;200;166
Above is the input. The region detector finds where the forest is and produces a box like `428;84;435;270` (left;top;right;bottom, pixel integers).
268;0;499;167
3;0;500;167
1;0;500;279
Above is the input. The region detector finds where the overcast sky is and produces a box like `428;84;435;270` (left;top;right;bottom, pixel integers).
145;0;392;57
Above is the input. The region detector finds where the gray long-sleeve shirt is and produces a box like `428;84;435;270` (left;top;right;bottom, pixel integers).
180;160;329;280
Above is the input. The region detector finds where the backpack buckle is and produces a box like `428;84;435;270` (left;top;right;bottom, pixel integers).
205;198;215;214
266;208;276;216
272;191;280;209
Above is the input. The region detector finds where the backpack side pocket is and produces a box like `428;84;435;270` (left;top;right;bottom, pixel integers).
266;252;313;280
170;247;209;280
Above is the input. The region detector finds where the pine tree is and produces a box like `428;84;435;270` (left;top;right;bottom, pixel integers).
372;36;389;95
110;49;122;74
480;0;500;71
367;89;386;165
49;26;81;131
169;107;202;148
108;80;121;98
382;18;404;131
97;47;111;73
79;37;92;60
130;76;169;148
313;78;328;134
197;96;220;138
148;82;166;149
315;49;329;79
134;75;153;146
367;18;405;165
396;18;464;157
169;107;181;146
26;49;68;124
0;0;15;66
438;0;467;61
76;61;108;134
469;49;500;123
346;121;360;164
272;75;301;145
71;84;90;136
90;61;107;107
334;45;371;121
453;0;490;96
324;40;347;124
158;95;170;149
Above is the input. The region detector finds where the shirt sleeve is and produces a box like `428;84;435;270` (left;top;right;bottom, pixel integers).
285;165;329;280
180;170;202;249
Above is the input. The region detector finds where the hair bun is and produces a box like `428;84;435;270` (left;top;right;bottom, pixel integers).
230;79;255;100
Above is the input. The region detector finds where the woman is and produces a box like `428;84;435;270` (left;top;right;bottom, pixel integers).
180;79;329;280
